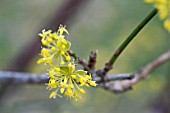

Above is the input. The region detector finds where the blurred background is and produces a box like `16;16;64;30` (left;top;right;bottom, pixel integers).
0;0;170;113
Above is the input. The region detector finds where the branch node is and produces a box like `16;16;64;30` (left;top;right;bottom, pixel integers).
88;51;97;71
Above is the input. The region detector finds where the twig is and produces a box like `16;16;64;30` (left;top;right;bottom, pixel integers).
94;73;134;83
104;50;170;93
0;50;170;93
68;50;79;60
68;50;90;71
0;72;133;84
88;51;97;72
98;8;158;76
0;72;48;84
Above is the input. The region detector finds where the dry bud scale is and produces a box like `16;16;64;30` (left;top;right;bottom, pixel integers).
37;25;97;100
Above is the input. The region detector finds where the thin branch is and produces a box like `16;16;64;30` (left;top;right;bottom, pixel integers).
0;72;48;84
131;50;170;84
0;50;170;93
0;72;132;84
68;50;97;73
99;8;158;75
94;73;134;83
88;51;97;72
68;50;90;71
104;50;170;93
68;50;79;60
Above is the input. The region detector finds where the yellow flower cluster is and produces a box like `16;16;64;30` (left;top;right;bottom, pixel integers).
37;25;97;100
145;0;170;32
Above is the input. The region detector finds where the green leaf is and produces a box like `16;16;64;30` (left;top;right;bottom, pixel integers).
64;41;71;51
60;66;69;75
74;70;87;75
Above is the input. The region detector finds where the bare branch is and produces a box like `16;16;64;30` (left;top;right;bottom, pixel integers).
88;51;97;71
0;72;48;84
68;50;90;71
0;71;133;85
104;50;170;93
94;73;134;83
0;50;169;94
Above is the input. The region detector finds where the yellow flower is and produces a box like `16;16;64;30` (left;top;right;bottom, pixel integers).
57;24;69;35
145;0;170;32
37;48;54;65
60;77;68;93
37;57;53;65
69;84;74;88
49;91;57;98
47;78;58;89
64;88;74;98
89;81;97;87
79;88;86;94
38;25;97;100
39;29;52;38
37;25;71;66
46;62;97;100
49;91;62;98
164;19;170;31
